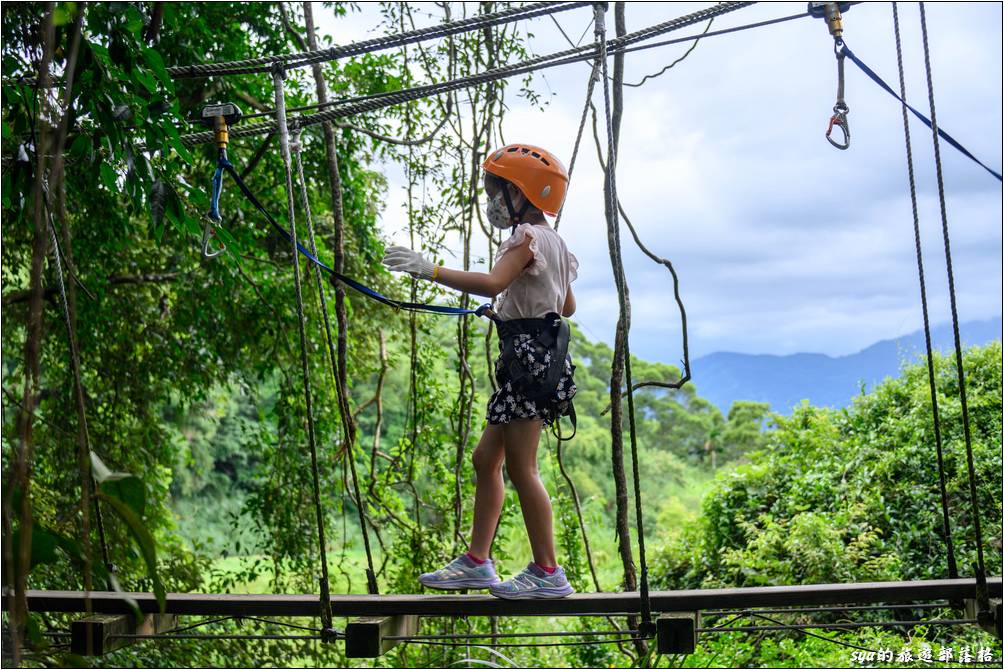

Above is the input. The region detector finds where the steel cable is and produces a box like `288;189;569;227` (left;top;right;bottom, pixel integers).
890;2;958;582
917;2;990;617
166;2;591;78
554;54;599;231
169;2;755;148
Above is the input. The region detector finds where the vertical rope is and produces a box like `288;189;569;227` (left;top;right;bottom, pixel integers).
45;216;97;601
291;130;379;598
890;2;958;582
554;55;600;231
917;3;989;614
595;2;653;633
271;68;334;630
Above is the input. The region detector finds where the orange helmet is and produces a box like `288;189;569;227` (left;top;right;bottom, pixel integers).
482;144;568;216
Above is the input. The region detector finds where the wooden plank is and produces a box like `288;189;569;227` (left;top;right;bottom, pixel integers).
71;613;177;656
8;577;1001;618
345;615;419;658
656;612;698;655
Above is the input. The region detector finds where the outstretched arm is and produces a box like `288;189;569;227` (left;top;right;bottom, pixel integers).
382;238;533;298
434;238;532;298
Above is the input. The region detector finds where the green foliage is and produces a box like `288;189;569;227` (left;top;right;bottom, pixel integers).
4;2;1001;668
653;343;1002;665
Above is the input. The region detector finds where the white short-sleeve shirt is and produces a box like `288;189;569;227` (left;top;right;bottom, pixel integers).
493;222;578;320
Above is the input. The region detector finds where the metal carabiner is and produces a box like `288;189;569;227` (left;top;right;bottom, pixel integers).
826;103;850;150
202;158;227;258
201;216;226;258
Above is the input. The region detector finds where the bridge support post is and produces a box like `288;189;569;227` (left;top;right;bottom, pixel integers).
656;612;698;654
965;598;1002;639
71;613;177;656
345;614;418;657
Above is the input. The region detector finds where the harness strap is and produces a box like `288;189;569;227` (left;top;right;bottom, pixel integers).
541;316;570;400
841;43;1002;182
219;157;490;315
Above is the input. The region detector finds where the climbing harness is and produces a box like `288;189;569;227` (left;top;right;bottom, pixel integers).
810;2;852;149
199;103;243;257
192;104;487;316
488;310;577;438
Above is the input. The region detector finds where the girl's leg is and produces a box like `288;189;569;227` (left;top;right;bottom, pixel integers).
502;419;557;568
469;424;506;559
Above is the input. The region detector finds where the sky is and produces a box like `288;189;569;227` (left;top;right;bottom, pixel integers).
315;2;1003;363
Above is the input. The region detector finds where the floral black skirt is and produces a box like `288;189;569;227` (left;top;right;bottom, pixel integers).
486;333;577;426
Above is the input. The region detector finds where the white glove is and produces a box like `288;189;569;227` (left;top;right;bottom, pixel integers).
381;245;436;281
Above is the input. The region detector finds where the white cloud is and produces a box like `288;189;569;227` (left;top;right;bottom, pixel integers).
314;1;1002;359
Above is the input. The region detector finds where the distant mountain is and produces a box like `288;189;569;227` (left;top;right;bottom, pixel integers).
691;318;1002;415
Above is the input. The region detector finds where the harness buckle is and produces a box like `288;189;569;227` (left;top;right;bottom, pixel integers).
476;303;500;322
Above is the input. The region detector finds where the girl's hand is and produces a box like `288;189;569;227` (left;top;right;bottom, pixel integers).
382;245;436;280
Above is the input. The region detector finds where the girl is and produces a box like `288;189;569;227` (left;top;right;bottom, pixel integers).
382;144;578;599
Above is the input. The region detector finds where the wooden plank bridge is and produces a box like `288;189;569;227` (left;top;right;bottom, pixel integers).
8;578;1000;657
11;577;1001;617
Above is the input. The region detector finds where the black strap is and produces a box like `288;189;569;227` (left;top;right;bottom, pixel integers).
540;316;570;402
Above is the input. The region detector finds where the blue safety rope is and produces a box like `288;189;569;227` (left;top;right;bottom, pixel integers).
208;162;225;221
210;155;489;316
840;43;1002;182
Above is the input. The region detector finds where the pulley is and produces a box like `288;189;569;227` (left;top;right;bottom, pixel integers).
194;102;244;257
808;2;851;40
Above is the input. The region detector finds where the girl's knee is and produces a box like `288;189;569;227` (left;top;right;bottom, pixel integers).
472;445;503;475
506;463;540;490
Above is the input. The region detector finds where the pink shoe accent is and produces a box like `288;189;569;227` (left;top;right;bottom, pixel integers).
534;562;557;574
465;552;487;565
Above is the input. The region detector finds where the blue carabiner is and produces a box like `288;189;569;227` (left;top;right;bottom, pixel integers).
202;156;227;258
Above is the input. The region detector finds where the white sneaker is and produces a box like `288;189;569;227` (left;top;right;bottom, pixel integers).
488;563;574;599
418;555;501;590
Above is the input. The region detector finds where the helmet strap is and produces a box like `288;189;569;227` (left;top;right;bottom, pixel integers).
501;184;529;228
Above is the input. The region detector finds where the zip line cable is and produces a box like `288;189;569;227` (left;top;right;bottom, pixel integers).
166;2;592;78
917;1;991;621
232;6;800;128
890;2;958;583
169;2;755;148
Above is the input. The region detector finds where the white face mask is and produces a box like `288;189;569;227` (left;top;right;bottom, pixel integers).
486;192;512;229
